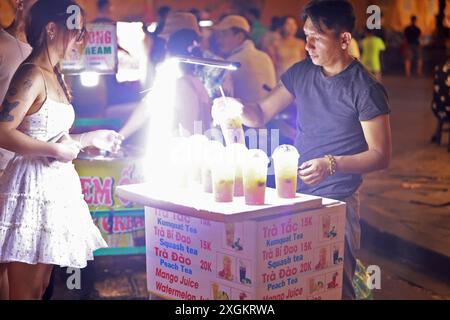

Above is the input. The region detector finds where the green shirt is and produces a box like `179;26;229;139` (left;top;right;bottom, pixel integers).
361;36;386;73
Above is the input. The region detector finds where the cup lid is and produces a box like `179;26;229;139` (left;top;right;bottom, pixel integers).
247;149;269;164
211;97;244;125
272;144;300;160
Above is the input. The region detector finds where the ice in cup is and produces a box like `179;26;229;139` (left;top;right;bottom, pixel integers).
243;149;269;205
188;135;209;187
201;140;224;193
272;145;300;199
210;142;235;202
226;144;248;197
212;97;246;146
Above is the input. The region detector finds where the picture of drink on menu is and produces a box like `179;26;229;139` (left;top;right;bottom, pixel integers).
326;271;342;290
217;253;235;282
308;275;326;295
320;215;338;241
223;223;244;251
314;246;330;271
231;289;252;300
332;243;344;265
211;282;231;300
238;258;252;285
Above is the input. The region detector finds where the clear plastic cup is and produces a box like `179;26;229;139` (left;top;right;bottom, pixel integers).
226;144;248;197
202;140;224;193
272;145;300;199
169;137;190;188
210;142;235;202
243;149;269;205
188;135;209;187
212;97;246;146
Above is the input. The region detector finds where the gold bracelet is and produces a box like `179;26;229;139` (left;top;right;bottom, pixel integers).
325;155;337;176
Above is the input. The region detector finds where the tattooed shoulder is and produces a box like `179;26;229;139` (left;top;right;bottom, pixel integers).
6;87;18;97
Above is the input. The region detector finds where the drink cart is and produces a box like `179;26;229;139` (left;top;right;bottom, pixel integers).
117;184;346;300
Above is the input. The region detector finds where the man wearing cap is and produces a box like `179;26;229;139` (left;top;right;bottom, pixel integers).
158;12;233;99
214;15;276;103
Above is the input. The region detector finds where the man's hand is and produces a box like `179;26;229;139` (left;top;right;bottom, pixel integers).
298;158;330;186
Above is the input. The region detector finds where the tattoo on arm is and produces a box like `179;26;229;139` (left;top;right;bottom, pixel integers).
7;87;18;97
23;79;33;91
0;99;19;122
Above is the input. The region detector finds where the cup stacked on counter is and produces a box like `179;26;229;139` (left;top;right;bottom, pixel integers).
168;134;301;205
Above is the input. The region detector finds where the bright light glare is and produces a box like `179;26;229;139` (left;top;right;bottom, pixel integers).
143;58;182;185
147;22;158;33
80;72;100;87
116;22;148;84
199;20;214;28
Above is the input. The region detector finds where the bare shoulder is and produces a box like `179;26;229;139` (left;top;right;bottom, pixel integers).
5;63;45;100
0;64;46;125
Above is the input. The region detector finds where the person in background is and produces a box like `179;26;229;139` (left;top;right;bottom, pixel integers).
153;5;171;37
158;12;233;99
404;16;423;77
260;16;282;62
0;0;36;176
245;8;268;49
0;0;37;300
361;28;386;81
166;29;213;134
94;0;113;23
430;8;450;149
273;15;306;80
214;15;276;103
348;37;361;60
0;0;123;300
119;28;212;139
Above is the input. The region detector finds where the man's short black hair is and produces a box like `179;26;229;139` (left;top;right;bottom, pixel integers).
302;0;355;35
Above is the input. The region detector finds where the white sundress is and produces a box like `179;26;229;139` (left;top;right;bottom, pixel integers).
0;65;107;268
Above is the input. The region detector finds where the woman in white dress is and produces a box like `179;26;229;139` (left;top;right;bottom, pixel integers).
0;0;123;299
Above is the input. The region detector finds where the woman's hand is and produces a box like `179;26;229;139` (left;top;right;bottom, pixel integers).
53;140;82;163
298;158;330;186
83;130;124;153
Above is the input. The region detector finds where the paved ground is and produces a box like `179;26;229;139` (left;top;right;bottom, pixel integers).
48;75;449;300
360;75;450;258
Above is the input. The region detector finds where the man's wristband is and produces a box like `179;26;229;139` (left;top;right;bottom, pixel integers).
325;155;337;176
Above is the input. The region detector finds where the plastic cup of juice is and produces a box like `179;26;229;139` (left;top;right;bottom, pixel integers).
210;142;235;202
212;97;246;146
226;143;248;197
187;134;209;187
272;145;300;199
169;137;190;188
202;140;224;193
243;149;269;205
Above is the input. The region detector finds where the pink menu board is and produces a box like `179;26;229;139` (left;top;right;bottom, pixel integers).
144;203;345;300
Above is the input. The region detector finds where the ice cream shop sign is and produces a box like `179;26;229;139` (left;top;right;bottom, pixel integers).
80;176;115;207
74;160;144;211
61;23;118;74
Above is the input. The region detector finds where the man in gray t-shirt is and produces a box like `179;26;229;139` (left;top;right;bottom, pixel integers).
215;1;392;300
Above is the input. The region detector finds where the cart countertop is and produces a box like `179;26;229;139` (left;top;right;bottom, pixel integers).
116;183;342;222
